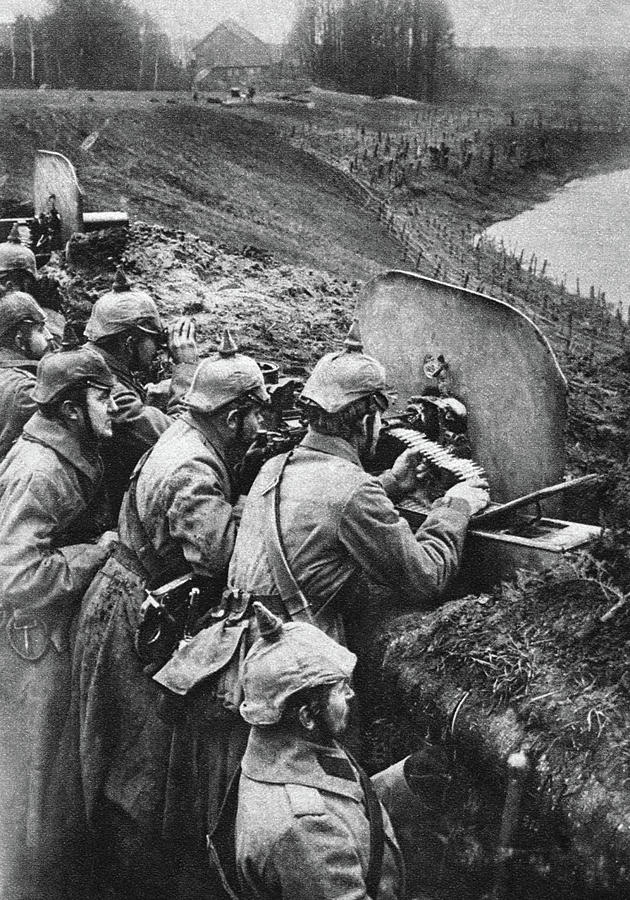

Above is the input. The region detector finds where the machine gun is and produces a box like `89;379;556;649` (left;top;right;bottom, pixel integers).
0;150;128;264
258;368;307;460
359;271;603;592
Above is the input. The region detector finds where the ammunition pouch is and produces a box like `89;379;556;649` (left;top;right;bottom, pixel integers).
135;572;221;669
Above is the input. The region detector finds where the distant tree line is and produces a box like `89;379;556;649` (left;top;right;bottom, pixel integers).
289;0;455;101
0;0;187;90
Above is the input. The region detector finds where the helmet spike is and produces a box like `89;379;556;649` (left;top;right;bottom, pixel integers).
343;318;363;353
112;266;131;292
253;602;283;642
217;327;238;358
7;223;21;244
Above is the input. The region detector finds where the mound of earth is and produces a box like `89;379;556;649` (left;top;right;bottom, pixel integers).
54;222;357;367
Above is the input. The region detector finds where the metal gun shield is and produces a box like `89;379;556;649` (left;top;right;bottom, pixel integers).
356;271;567;503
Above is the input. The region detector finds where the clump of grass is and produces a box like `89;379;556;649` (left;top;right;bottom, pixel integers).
469;628;542;703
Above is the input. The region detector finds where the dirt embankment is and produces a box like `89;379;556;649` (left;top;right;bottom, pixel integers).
58;222;358;368
0;90;403;281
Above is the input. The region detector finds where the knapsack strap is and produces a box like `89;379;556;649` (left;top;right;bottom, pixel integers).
262;451;313;624
124;449;168;583
208;767;242;900
347;750;385;898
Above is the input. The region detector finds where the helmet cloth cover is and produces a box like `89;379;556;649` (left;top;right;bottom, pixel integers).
240;603;357;726
83;271;163;342
0;292;46;338
300;320;390;414
31;347;115;405
0;224;37;277
185;329;269;415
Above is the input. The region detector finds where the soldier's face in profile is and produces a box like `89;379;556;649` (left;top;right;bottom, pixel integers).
85;385;117;440
134;333;162;376
359;409;382;462
26;321;54;360
320;678;355;738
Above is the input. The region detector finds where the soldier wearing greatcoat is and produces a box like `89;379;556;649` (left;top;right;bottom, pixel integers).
0;292;54;460
47;330;269;900
0;348;118;900
210;602;405;900
82;267;198;517
0;223;66;345
226;320;490;642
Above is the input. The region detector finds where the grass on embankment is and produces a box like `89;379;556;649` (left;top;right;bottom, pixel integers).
0;89;404;281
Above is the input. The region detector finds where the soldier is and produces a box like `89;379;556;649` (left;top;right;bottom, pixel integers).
82;267;199;516
0;223;39;296
0;348;118;900
48;330;269;900
210;602;405;900
226;320;490;644
0;224;66;345
0;292;55;460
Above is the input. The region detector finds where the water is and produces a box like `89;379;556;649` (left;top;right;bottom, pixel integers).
484;167;630;317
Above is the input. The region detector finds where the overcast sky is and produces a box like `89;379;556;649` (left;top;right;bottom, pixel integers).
3;0;630;47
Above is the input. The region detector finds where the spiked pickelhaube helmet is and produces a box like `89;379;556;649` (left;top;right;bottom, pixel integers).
31;347;115;405
300;320;390;415
239;602;357;726
185;328;269;416
0;224;37;278
83;267;165;342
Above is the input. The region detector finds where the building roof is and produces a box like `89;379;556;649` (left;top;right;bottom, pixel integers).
193;19;272;69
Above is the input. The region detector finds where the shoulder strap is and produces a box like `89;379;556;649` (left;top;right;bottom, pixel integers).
347;751;385;898
262;451;314;624
124;449;167;581
208;767;242;900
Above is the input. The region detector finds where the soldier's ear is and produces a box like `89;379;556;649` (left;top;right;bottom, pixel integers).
225;408;240;433
59;398;81;424
13;327;27;354
297;704;317;732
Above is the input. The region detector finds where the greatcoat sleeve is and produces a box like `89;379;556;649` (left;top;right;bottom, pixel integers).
338;478;470;605
0;471;108;613
111;362;196;453
165;458;240;580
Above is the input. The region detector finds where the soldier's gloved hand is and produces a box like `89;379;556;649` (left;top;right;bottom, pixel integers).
168;317;198;365
443;477;490;516
96;530;119;554
235;433;269;494
391;448;429;494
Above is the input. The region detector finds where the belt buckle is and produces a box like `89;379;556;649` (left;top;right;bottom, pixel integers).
7;612;49;661
226;589;252;624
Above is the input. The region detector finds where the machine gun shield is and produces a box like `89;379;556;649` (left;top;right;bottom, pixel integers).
356;270;567;503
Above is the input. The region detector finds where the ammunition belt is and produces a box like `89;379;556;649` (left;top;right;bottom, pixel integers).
388;427;486;483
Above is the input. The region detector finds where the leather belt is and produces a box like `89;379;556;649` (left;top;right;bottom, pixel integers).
111;540;150;580
222;589;285;623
